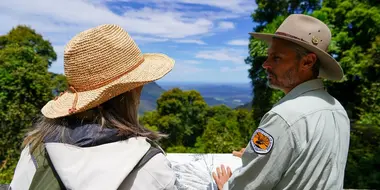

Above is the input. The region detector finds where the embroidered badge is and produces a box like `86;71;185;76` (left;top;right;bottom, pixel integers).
250;128;274;154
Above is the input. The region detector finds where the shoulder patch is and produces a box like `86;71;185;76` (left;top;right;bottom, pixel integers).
250;128;274;154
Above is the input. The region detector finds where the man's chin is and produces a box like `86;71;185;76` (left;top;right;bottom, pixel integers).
266;81;282;90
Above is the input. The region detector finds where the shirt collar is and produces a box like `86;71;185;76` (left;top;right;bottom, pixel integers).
274;79;325;107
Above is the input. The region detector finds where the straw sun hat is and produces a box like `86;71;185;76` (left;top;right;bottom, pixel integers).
250;14;344;81
42;24;175;118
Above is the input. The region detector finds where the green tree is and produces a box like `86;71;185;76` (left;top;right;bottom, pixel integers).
50;72;68;95
194;105;256;153
311;2;380;187
0;26;57;66
141;88;208;150
252;0;320;31
140;89;257;153
311;0;380;119
0;26;57;183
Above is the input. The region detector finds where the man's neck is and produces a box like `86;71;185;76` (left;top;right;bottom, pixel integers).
282;77;318;94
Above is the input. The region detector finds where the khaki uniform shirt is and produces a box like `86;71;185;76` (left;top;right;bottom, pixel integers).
224;79;350;190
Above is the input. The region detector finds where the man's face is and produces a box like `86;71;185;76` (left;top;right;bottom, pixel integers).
262;38;302;92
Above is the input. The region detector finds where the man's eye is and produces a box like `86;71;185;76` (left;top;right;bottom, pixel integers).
273;56;280;60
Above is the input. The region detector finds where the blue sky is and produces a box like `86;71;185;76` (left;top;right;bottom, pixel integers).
0;0;258;83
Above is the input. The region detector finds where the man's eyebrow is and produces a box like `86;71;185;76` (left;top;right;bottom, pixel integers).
268;52;284;56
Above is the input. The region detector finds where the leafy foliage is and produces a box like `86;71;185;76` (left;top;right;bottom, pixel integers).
50;72;68;95
153;88;208;148
194;106;255;153
312;3;380;187
0;26;58;183
252;0;320;31
0;26;57;66
140;88;256;153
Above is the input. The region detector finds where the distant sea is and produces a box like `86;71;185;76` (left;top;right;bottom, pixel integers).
157;81;252;90
156;81;253;108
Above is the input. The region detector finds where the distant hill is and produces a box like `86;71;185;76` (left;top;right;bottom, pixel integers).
139;82;165;115
138;82;253;115
235;101;252;111
158;82;253;108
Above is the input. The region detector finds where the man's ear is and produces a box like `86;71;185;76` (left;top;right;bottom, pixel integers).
302;53;317;70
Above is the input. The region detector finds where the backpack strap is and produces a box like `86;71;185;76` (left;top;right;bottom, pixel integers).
135;146;163;169
29;144;66;190
29;140;163;189
45;148;67;190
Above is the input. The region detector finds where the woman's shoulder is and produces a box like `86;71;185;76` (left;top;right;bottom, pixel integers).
9;145;37;190
119;153;177;190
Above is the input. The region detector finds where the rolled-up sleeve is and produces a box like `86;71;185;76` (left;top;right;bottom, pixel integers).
223;111;300;190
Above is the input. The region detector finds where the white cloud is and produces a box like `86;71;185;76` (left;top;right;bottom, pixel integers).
227;39;248;46
220;65;250;72
175;0;256;13
218;21;235;30
181;65;206;73
175;39;206;45
186;11;244;20
182;60;202;64
0;0;256;40
0;1;213;39
132;35;169;43
170;64;207;75
110;0;257;13
0;0;256;80
195;48;247;64
121;7;213;38
163;59;207;77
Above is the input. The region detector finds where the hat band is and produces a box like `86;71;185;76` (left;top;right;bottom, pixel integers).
275;32;306;42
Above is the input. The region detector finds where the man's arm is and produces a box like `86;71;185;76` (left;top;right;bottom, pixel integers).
220;112;300;190
232;148;246;158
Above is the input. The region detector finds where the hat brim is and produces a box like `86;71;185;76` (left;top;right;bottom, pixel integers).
249;32;343;81
42;53;174;119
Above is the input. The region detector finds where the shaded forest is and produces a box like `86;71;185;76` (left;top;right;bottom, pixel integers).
0;0;379;188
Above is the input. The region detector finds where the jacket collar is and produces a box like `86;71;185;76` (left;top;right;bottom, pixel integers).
43;119;127;147
274;79;325;107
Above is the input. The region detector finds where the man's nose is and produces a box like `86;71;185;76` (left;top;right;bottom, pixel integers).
262;59;271;69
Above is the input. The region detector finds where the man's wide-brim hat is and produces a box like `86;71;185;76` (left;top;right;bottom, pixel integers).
42;24;175;118
249;14;343;81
